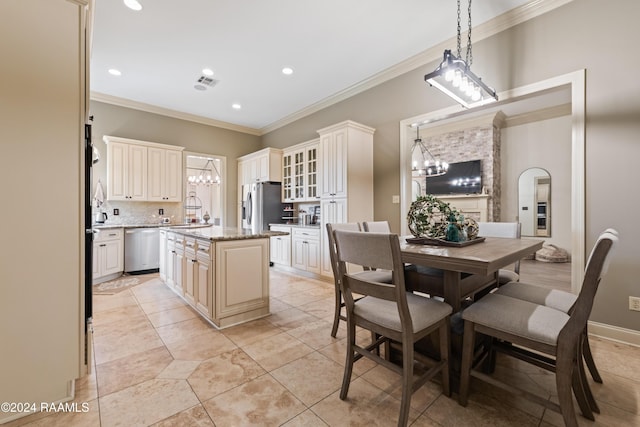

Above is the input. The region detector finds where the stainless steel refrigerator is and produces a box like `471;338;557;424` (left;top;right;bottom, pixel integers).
242;181;284;233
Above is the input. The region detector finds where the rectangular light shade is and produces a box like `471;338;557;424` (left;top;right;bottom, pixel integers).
424;50;498;109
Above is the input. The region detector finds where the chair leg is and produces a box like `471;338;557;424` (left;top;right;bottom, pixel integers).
576;335;600;414
458;320;476;407
398;339;414;427
331;289;342;337
439;320;451;397
556;348;579;427
572;361;595;420
339;318;356;400
583;331;603;383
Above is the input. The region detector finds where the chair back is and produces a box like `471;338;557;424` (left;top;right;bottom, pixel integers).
558;231;618;348
362;221;391;233
333;230;412;327
326;222;361;281
477;221;521;273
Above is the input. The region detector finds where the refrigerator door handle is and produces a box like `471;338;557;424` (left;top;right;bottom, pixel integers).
247;191;253;225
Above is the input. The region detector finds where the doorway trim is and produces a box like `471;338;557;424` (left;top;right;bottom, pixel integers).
399;69;585;292
184;151;227;228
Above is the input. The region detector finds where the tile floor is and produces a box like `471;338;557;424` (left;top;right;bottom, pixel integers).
7;268;640;426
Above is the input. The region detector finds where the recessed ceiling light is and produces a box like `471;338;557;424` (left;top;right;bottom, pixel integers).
123;0;142;11
194;84;207;91
108;69;122;76
282;67;294;75
202;68;214;76
232;103;242;110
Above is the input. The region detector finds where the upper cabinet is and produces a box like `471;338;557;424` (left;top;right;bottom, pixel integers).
104;135;184;202
238;147;283;185
318;121;375;200
282;139;319;203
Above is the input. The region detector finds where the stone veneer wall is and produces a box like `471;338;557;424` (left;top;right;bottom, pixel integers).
421;113;503;220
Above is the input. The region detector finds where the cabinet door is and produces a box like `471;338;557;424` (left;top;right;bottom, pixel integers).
306;238;321;274
159;231;167;281
293;150;305;200
257;154;269;182
128;144;147;200
102;239;123;276
305;144;319;201
175;246;184;296
196;254;212;317
147;147;164;201
282;153;293;201
92;243;101;279
107;142;128;200
320;198;348;276
164;149;183;201
166;239;175;288
184;243;197;305
270;235;291;266
319;130;347;198
292;237;306;270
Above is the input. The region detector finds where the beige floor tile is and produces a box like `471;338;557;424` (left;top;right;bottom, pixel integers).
93;320;164;365
311;376;421;426
541;399;640;427
92;290;138;313
318;336;378;377
92;304;148;329
202;374;306;426
99;379;199;427
73;369;98;403
187;348;266;402
150;404;215;426
154;317;215;345
271;352;344;406
424;392;540;427
157;360;201;379
96;346;173;396
285;318;345;350
280;409;329;426
221;318;283;347
278;288;333;307
164;329;237;361
242;332;314;371
298;296;336;320
266;306;319;331
146;305;198;328
269;296;293;313
139;296;189;315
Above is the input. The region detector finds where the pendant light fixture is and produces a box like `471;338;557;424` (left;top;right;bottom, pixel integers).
411;126;448;177
187;159;221;185
424;0;498;108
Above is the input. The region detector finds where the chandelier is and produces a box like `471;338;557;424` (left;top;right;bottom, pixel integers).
424;0;498;108
411;126;448;177
187;159;220;185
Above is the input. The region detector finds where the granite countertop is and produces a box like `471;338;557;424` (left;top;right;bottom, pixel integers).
165;225;288;241
93;223;167;229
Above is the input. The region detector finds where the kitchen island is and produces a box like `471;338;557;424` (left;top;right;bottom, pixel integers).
159;226;288;328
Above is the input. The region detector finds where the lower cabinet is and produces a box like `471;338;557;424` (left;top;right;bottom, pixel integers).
159;232;268;328
93;228;124;284
269;225;291;266
292;227;320;274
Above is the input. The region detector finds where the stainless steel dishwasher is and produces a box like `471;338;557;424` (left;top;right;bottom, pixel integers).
124;227;160;274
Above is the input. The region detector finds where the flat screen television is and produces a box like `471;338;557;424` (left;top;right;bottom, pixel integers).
425;159;482;195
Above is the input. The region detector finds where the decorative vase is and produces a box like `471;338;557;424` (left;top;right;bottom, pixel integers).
407;195;460;238
203;211;210;224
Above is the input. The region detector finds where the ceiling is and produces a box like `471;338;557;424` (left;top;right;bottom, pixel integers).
90;0;538;133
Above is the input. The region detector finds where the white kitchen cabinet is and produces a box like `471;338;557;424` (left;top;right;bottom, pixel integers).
165;232;176;288
148;147;183;202
93;228;124;284
195;239;213;317
104;135;185;202
317;121;375;277
215;238;270;326
159;229;167;281
106;141;147;201
282;139;319;202
238;147;283;185
183;238;197;305
269;225;291;267
292;227;320;274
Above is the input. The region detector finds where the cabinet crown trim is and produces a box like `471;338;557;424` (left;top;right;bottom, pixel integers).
316;120;375;135
237;146;283;161
103;135;185;151
283;138;319;153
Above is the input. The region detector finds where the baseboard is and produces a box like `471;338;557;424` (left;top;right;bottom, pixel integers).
588;320;640;347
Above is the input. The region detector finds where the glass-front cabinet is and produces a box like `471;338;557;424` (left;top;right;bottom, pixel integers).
282;139;319;203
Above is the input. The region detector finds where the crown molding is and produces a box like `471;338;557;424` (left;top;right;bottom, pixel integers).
260;0;573;135
90;92;262;136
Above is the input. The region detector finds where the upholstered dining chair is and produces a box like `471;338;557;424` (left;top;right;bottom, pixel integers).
362;220;391;233
477;221;522;285
458;231;618;427
494;227;620;384
333;229;452;427
326;222;394;337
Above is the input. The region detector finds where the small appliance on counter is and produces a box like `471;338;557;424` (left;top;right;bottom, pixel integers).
95;211;108;224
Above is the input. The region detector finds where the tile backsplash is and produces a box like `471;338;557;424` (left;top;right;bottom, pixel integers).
94;201;183;225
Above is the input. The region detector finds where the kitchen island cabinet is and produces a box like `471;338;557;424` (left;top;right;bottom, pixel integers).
160;226;286;328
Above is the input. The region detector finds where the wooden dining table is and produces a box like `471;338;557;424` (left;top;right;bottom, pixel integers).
400;236;544;312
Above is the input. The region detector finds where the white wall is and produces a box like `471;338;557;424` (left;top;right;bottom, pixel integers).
500;115;572;252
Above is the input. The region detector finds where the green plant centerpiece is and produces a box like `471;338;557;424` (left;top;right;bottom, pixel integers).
407;195;479;240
